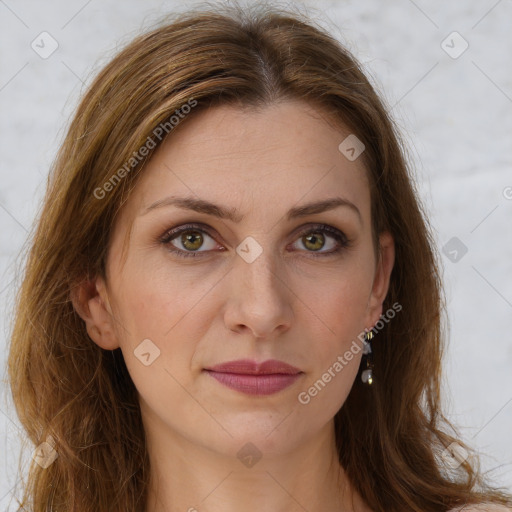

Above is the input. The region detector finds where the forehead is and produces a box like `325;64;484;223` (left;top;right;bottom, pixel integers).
129;99;370;218
107;99;372;271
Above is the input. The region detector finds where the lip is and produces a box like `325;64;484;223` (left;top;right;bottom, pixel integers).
205;359;302;375
203;359;303;396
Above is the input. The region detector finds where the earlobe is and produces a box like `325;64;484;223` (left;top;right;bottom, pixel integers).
366;231;395;328
70;276;120;350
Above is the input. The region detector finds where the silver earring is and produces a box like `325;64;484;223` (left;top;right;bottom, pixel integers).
361;330;374;385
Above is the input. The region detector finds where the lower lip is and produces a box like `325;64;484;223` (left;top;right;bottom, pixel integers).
204;370;302;395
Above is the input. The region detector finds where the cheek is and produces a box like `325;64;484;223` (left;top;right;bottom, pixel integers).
291;262;373;401
111;272;202;421
297;261;374;337
112;255;208;337
109;260;217;383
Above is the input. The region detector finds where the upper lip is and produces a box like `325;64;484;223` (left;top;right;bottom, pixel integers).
204;359;302;375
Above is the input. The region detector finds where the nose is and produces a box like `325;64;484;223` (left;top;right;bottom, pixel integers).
223;246;293;339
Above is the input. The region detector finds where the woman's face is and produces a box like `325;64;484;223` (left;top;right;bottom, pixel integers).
84;99;394;459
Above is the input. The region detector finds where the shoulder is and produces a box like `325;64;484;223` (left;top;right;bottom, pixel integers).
448;505;512;512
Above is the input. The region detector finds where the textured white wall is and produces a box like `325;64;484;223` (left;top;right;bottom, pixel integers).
1;0;511;507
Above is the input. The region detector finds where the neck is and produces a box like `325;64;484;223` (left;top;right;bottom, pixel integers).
143;414;366;512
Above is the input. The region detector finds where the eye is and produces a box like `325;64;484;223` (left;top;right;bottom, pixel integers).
290;224;351;257
159;222;351;258
160;223;221;258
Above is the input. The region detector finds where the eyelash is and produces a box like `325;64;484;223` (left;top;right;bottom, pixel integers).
159;222;352;259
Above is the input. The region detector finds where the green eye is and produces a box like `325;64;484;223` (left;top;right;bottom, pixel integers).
160;223;351;258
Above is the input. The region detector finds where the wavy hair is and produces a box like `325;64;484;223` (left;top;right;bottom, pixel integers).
6;2;512;511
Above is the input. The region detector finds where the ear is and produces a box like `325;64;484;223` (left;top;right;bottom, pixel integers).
365;231;395;328
70;276;120;350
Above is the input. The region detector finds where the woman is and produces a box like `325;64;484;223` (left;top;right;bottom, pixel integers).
7;3;512;512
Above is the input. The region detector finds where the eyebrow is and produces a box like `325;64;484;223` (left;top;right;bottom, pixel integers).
140;195;362;224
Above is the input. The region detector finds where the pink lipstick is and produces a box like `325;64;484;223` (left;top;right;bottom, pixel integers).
203;359;303;396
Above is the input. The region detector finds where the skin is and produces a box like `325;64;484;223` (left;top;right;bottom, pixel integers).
74;99;395;512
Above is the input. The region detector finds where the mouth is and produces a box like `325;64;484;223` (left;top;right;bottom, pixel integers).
203;359;304;396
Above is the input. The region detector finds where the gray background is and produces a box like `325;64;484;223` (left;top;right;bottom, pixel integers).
1;0;511;507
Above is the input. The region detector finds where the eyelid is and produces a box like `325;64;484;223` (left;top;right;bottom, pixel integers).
159;222;220;246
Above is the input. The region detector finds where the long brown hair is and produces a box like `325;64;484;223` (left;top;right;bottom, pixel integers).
7;2;512;511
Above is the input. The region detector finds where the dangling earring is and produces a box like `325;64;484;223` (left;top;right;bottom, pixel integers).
361;330;374;385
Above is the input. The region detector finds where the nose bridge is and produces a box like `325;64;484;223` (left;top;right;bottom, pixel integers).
225;234;292;336
236;235;283;300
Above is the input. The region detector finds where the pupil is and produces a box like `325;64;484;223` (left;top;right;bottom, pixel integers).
183;231;202;250
305;233;324;251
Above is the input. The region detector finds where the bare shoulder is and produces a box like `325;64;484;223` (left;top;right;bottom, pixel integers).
448;504;512;512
